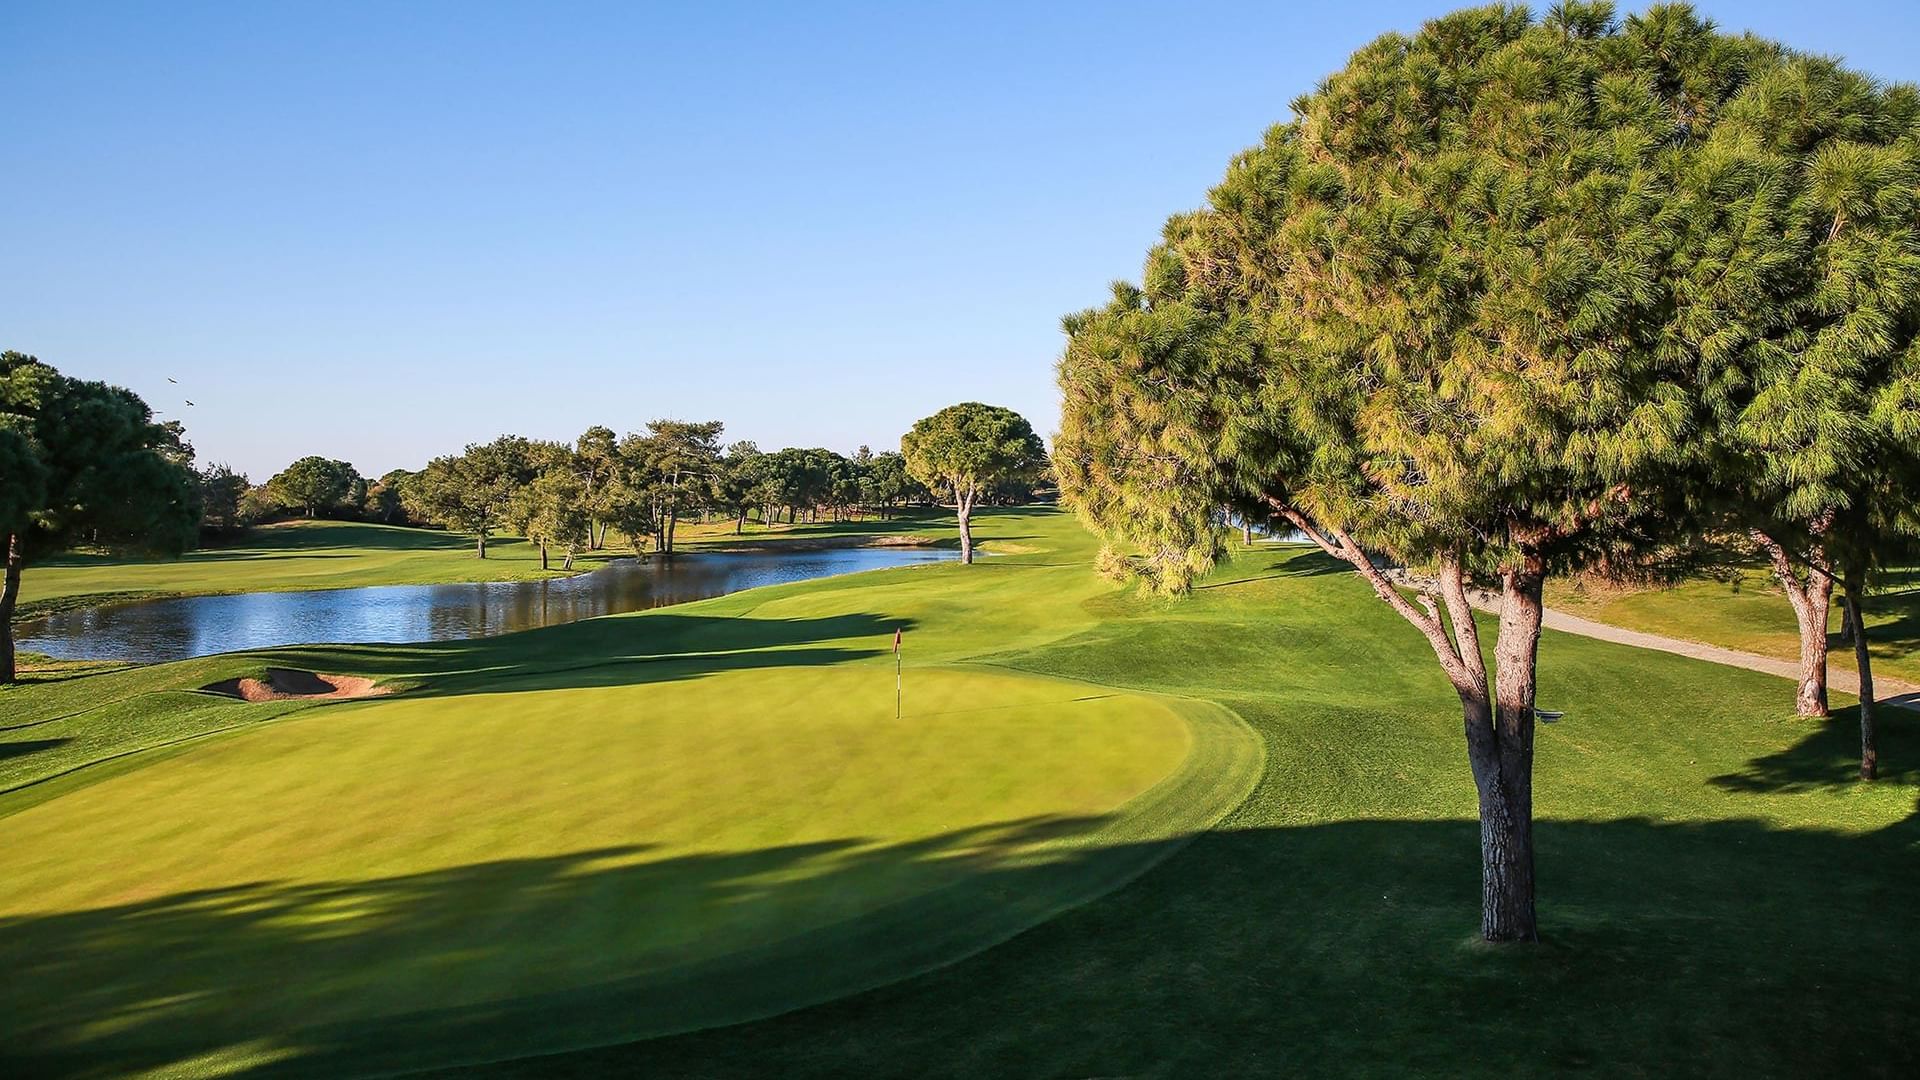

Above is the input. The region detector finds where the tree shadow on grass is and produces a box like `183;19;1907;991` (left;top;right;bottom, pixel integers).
441;813;1920;1080
0;814;1124;1079
1196;548;1351;591
6;812;1917;1079
237;612;920;700
0;738;70;762
1710;705;1920;794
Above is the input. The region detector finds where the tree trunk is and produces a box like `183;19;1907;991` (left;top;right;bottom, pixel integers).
1270;503;1539;943
0;531;22;685
1243;519;1253;545
955;485;974;564
1843;578;1877;781
1477;561;1543;942
735;511;746;535
562;547;575;571
1753;529;1833;717
476;532;488;559
539;540;549;571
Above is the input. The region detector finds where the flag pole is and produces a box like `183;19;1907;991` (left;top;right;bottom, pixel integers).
894;626;902;720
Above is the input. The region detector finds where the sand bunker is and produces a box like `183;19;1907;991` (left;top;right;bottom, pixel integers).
203;667;392;702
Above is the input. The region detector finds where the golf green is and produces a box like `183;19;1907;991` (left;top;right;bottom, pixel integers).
0;662;1260;1076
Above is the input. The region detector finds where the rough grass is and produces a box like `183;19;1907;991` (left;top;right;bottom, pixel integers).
1;508;1915;1078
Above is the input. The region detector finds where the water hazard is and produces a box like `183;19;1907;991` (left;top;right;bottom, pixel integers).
18;546;956;663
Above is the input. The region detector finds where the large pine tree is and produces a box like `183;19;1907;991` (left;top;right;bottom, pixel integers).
1057;3;1841;941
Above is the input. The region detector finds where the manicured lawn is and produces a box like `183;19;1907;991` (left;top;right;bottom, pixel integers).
1;508;1914;1077
1548;567;1920;685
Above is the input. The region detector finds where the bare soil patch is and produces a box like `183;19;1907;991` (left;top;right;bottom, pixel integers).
202;667;392;702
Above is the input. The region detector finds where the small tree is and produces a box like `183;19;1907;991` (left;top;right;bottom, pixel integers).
514;442;592;570
267;456;359;518
198;463;251;534
574;425;620;549
368;469;418;526
901;403;1045;563
716;441;766;533
1;351;200;683
404;436;536;558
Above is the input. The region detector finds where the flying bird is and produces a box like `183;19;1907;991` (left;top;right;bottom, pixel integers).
184;399;196;406
166;377;177;383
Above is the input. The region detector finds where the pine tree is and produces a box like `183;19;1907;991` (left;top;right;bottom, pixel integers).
1057;3;1810;942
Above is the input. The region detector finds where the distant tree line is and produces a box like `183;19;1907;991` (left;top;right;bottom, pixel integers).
5;349;1053;684
190;422;1055;570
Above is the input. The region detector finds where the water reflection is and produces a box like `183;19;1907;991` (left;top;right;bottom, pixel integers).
19;547;956;663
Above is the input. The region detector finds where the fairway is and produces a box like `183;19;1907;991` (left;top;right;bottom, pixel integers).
4;508;1917;1078
0;526;1262;1077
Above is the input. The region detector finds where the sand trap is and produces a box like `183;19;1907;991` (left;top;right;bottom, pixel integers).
203;667;392;702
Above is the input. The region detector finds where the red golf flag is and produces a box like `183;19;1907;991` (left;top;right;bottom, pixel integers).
893;627;902;654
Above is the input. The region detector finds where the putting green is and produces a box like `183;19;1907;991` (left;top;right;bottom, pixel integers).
0;662;1260;1076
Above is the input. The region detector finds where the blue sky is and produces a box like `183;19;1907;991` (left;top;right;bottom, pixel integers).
7;1;1920;479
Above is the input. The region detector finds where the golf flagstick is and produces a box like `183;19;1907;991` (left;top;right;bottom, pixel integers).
893;626;902;719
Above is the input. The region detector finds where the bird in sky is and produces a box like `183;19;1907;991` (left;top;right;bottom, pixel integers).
184;399;196;406
166;377;177;383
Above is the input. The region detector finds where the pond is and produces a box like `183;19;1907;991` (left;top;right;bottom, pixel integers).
17;546;958;664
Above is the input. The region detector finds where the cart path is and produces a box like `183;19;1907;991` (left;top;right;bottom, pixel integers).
1387;570;1920;711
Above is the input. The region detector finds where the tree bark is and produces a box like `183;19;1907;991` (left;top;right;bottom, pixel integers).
735;511;746;535
476;532;488;559
1479;560;1542;942
1752;529;1833;717
539;540;549;571
955;483;974;564
1842;577;1877;780
0;531;22;685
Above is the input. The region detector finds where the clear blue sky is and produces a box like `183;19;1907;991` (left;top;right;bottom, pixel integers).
7;2;1919;479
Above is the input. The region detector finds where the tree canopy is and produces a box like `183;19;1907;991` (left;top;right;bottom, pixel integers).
902;402;1046;563
1;350;200;682
267;456;361;518
404;436;537;558
1053;2;1904;942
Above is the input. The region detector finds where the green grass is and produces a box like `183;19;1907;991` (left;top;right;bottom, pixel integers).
1548;567;1920;685
1;508;1915;1077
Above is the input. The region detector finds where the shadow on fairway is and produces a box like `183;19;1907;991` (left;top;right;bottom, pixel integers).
5;800;1917;1079
0;738;71;762
240;612;919;700
0;814;1132;1078
1711;705;1920;794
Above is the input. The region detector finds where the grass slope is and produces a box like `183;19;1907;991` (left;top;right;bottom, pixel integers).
1;508;1915;1077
